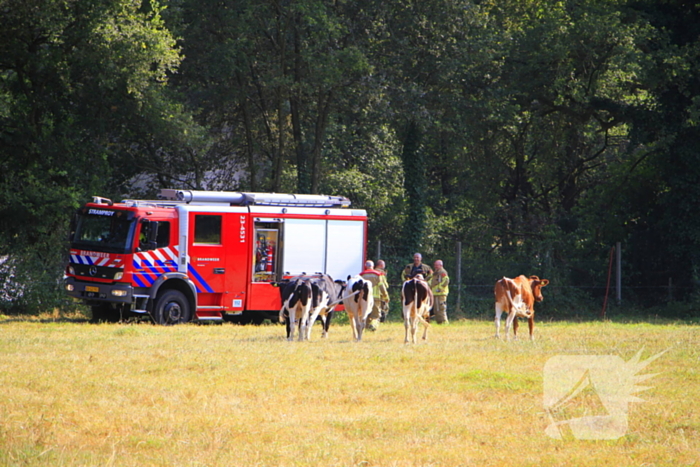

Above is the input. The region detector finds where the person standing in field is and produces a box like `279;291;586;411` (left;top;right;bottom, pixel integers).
401;252;433;282
375;259;390;322
360;260;390;331
430;259;450;324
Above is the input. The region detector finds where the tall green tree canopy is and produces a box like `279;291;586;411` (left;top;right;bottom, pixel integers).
2;0;700;313
0;0;187;310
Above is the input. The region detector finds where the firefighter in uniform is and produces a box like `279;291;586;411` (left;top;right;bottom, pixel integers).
375;259;390;322
401;252;433;282
430;259;450;324
360;260;390;331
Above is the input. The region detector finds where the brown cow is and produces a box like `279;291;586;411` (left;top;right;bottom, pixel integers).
494;275;549;341
401;275;433;344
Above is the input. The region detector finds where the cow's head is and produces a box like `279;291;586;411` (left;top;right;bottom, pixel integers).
529;276;549;302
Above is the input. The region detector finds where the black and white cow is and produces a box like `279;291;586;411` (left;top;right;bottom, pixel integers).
342;275;374;342
401;275;433;344
278;277;313;341
306;274;346;340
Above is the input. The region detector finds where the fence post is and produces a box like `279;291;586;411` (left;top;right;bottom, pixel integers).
456;241;462;314
616;241;622;305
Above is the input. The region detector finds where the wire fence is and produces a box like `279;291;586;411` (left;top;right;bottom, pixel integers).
369;241;698;318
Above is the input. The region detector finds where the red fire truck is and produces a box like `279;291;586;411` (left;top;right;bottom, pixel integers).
64;189;367;324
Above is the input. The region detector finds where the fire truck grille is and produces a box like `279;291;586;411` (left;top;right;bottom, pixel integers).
71;263;123;281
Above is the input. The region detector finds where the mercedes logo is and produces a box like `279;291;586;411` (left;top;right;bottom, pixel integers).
89;266;98;277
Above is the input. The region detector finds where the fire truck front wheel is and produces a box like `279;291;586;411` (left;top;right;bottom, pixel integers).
153;290;192;325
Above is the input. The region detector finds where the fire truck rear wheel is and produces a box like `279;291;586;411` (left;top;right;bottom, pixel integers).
153;290;191;325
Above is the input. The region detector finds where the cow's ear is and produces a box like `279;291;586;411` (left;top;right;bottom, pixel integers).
347;275;352;281
540;279;549;286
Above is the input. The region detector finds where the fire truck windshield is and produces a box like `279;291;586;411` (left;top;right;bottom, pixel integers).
71;209;136;254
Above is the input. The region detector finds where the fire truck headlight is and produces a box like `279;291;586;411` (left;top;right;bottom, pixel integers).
66;284;74;292
112;290;127;297
114;272;123;280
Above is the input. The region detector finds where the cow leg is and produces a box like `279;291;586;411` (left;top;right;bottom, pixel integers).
307;306;323;341
287;308;296;341
322;311;333;338
504;311;517;342
404;316;411;344
298;320;305;341
411;316;419;344
349;312;359;341
528;314;535;341
403;315;410;344
494;303;503;339
299;310;309;341
355;314;365;341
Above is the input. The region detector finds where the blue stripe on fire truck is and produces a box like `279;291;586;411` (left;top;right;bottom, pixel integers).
133;261;158;286
187;264;215;293
71;254;121;267
142;259;162;276
131;257;178;288
71;255;92;265
133;274;149;288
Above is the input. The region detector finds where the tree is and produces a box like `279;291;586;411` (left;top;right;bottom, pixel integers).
0;0;186;312
168;0;373;193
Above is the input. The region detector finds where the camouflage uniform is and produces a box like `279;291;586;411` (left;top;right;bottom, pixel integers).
401;262;434;282
430;266;450;324
375;266;390;322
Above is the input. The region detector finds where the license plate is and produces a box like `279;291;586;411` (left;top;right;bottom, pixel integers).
85;286;99;293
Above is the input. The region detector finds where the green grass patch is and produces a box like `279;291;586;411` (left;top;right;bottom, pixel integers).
0;316;697;466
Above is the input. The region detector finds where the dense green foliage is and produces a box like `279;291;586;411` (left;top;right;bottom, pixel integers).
1;0;699;315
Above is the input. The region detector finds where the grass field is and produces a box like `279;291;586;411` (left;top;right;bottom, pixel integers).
0;315;698;466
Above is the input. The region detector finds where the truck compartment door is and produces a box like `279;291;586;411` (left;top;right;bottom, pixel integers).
281;218;365;281
326;220;365;282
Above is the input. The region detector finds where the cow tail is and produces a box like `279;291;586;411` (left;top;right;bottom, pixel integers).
504;279;515;312
500;278;516;314
412;287;419;321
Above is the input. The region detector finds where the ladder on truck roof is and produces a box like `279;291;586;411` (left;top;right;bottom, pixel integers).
158;189;351;208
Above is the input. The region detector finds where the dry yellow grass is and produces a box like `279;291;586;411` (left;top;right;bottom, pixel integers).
0;317;698;466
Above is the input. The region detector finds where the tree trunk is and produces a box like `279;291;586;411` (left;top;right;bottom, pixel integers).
310;90;333;194
400;120;426;256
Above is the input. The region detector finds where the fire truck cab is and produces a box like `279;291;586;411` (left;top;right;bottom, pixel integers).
65;189;367;324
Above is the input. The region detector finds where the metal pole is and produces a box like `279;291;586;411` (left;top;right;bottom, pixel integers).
456;241;462;314
616;241;622;305
376;240;381;262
